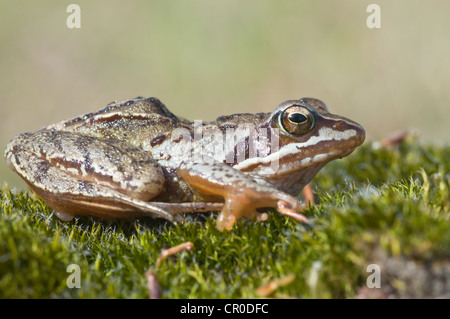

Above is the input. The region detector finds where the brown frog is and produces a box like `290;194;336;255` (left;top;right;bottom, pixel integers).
4;97;365;231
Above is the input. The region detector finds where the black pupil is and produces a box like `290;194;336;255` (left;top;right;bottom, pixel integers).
288;113;307;124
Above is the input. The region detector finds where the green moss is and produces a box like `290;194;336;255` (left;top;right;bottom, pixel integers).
1;137;449;298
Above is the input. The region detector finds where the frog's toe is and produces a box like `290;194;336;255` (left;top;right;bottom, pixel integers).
276;200;309;223
256;212;269;222
216;211;236;232
172;213;185;223
54;211;75;222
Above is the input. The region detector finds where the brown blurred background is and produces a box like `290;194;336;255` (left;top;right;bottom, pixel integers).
1;0;449;189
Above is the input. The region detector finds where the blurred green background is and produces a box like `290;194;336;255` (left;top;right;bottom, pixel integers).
1;0;449;189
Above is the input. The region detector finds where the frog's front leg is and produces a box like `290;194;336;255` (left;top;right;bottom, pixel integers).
5;130;177;222
177;161;309;231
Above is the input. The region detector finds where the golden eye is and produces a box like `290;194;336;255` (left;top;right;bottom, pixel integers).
279;105;315;135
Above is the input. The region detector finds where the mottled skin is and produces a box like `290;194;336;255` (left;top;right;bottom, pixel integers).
5;97;365;231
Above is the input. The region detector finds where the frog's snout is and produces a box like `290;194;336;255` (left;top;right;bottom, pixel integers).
333;119;365;148
354;123;366;147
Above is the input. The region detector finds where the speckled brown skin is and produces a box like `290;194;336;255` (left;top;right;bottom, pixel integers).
5;97;365;231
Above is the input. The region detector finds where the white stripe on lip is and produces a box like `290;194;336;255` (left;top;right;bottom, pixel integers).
234;127;357;171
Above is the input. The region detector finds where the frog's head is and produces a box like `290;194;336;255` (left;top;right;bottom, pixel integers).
271;98;365;169
234;98;365;185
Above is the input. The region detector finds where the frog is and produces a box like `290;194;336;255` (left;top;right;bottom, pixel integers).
4;96;365;231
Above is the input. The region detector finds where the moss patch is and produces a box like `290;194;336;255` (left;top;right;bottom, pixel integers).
1;136;449;298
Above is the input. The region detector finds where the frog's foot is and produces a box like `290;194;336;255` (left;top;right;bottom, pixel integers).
177;161;309;232
215;193;307;231
215;196;255;231
276;184;312;223
276;200;309;224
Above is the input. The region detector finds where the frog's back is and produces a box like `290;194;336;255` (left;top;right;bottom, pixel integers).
44;97;192;149
51;97;185;128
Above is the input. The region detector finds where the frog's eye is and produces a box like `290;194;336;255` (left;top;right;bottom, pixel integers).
279;105;315;136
